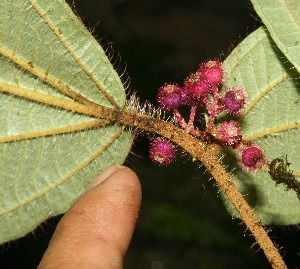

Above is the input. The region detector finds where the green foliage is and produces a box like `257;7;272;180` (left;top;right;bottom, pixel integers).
221;27;300;224
220;0;300;225
0;0;299;245
0;0;132;243
251;0;300;73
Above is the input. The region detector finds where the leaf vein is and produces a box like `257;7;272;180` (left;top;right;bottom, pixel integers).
0;81;101;118
0;45;99;108
0;119;109;143
241;73;289;117
243;122;300;140
0;127;124;217
28;0;119;108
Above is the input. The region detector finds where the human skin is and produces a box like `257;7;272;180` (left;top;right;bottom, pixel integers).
38;164;142;269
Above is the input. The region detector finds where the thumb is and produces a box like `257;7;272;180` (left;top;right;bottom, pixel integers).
39;164;141;269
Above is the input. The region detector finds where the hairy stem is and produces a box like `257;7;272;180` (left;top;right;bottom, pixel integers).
4;84;285;268
94;104;287;269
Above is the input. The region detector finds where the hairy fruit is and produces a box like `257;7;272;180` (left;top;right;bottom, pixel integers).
241;145;266;171
199;60;224;86
216;120;242;146
184;72;211;101
149;138;176;166
223;87;249;116
157;83;184;111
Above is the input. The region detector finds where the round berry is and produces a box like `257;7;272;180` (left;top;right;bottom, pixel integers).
223;87;249;116
184;72;211;99
157;83;184;111
241;145;266;171
198;60;224;86
149;138;176;166
216;120;242;146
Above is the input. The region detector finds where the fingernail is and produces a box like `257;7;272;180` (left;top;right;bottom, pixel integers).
86;164;124;191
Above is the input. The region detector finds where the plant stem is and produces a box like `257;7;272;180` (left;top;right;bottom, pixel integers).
15;92;286;268
173;107;201;136
99;105;287;269
203;86;219;136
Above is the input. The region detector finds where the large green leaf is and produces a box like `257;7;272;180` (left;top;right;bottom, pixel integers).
0;0;133;243
221;27;300;225
251;0;300;73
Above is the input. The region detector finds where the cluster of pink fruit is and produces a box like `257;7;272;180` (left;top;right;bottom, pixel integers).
149;60;266;171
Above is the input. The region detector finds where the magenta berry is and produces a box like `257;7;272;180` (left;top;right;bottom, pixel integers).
149;138;176;166
184;72;211;102
223;87;249;116
198;60;224;86
157;83;184;111
154;60;264;173
241;145;266;171
216;120;242;146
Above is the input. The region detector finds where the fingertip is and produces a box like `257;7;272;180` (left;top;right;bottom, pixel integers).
86;163;124;191
39;164;141;269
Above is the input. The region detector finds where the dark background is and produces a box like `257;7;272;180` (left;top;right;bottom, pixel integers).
1;0;299;268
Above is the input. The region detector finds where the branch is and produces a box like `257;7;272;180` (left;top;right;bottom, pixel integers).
2;84;285;268
100;105;286;269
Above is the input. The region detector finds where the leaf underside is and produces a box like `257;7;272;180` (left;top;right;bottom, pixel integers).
1;0;299;245
221;27;300;225
251;0;300;73
0;0;133;243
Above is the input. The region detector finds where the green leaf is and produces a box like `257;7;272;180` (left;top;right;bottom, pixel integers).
221;27;300;225
0;0;132;243
251;0;300;73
